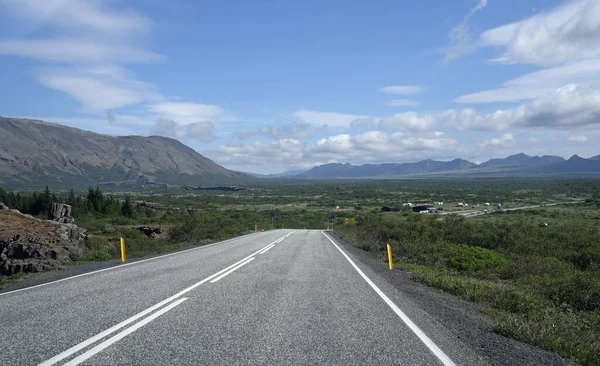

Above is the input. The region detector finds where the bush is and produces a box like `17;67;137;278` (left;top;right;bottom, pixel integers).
444;244;509;272
84;249;114;261
84;236;118;261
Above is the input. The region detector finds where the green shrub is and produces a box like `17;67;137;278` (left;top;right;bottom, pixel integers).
84;249;114;261
444;244;509;272
84;236;118;261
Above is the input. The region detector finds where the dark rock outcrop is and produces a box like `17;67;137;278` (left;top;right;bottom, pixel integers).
49;203;74;223
137;226;162;238
0;210;86;276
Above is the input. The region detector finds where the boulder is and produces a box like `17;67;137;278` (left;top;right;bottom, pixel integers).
49;203;74;224
137;226;162;238
0;202;9;210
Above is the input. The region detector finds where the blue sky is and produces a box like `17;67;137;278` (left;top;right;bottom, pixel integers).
1;0;599;174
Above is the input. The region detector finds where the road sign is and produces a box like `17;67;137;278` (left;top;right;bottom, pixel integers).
329;214;335;220
270;212;275;217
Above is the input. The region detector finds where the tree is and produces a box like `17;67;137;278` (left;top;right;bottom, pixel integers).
67;189;76;206
121;195;134;218
87;186;104;213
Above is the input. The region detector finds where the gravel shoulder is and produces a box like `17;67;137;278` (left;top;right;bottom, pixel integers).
331;233;578;366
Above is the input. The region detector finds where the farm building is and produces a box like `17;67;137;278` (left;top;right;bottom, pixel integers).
412;205;435;213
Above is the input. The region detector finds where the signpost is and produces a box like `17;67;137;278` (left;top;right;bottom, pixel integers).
270;211;275;229
120;237;126;263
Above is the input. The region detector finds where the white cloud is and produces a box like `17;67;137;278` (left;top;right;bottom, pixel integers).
306;131;463;162
206;139;305;170
294;109;370;128
38;66;159;111
148;102;224;125
0;39;164;63
151;118;178;138
350;117;376;130
185;121;215;142
151;118;215;142
379;112;435;131
456;57;600;104
383;99;419;107
206;130;463;171
1;0;152;36
479;133;516;148
447;84;600;131
379;85;425;95
480;0;600;66
234;121;313;140
0;0;166;115
443;0;488;63
567;135;588;142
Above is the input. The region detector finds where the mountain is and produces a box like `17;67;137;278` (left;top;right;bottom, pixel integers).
535;155;600;174
298;159;477;178
296;154;600;179
266;169;307;178
589;154;600;161
479;153;565;168
244;169;307;178
0;117;249;189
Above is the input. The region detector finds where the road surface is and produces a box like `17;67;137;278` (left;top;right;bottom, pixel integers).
444;201;582;218
1;230;488;365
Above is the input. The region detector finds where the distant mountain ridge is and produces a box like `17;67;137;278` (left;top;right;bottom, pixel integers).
298;159;476;178
0;117;249;189
297;153;600;179
478;153;565;167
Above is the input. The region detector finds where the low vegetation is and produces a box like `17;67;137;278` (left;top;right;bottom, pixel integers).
336;204;600;365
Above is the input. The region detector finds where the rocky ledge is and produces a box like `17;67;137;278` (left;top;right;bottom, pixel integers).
0;203;87;276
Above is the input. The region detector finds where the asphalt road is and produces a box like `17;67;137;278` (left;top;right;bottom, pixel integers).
1;230;489;366
444;201;582;219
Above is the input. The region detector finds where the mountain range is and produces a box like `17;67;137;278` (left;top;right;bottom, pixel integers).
0;117;248;189
296;153;600;179
2;117;599;188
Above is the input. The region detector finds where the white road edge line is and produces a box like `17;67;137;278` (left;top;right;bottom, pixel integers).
1;231;267;297
321;231;457;366
63;297;189;366
210;257;255;283
38;232;293;366
258;244;275;255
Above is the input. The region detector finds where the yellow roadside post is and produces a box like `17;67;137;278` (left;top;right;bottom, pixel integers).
387;244;393;270
120;237;126;263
